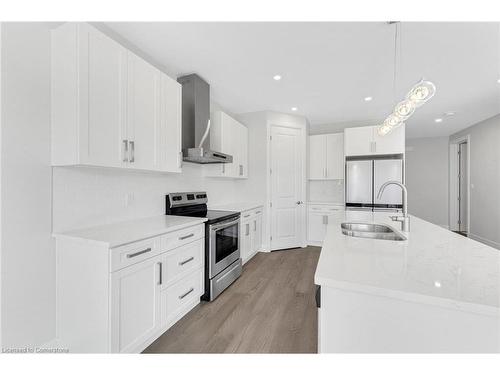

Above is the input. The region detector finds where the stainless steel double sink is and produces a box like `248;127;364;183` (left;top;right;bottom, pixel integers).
341;222;406;241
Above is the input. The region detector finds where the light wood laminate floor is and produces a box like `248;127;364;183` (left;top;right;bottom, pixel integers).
144;246;321;353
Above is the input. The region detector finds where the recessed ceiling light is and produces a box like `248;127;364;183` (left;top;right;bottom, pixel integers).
364;96;373;102
434;118;443;123
291;107;298;111
497;78;500;83
273;75;282;81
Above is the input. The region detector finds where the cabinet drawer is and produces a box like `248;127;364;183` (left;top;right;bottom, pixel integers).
162;239;203;287
160;224;204;252
111;237;159;272
164;268;203;325
252;207;263;216
241;211;253;220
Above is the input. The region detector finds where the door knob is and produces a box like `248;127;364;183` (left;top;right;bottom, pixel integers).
296;201;303;205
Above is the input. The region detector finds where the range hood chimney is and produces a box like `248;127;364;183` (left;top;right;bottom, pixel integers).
177;74;233;164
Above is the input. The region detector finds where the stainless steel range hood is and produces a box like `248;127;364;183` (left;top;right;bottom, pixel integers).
177;74;233;164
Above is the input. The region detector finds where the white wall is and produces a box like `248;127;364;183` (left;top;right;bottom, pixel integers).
309;121;376;135
450;115;500;248
405;137;450;228
0;23;54;348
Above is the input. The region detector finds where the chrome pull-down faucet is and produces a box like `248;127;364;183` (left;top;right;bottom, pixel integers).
377;181;410;232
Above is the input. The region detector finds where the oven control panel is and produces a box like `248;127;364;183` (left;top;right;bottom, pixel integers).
166;192;208;208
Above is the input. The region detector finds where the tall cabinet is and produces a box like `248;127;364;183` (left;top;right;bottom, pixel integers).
51;22;182;173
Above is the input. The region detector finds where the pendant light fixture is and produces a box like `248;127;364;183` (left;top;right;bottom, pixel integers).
377;22;436;136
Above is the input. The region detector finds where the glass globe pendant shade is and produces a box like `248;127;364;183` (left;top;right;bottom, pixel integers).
378;123;393;136
384;113;403;127
406;80;436;107
394;99;415;120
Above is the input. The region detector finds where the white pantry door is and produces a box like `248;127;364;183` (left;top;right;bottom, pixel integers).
270;125;305;250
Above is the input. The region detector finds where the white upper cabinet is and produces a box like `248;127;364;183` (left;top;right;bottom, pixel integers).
126;53;161;171
326;134;344;179
309;135;327;179
51;23;182;173
344;124;405;156
372;124;405;155
343;126;374;156
206;111;248;179
159;75;182;173
308;133;344;180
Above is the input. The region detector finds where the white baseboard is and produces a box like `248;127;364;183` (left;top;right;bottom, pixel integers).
307;241;323;247
469;233;500;250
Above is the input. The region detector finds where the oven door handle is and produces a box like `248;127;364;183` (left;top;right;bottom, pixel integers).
209;217;240;232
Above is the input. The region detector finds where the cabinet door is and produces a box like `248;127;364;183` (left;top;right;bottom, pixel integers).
241;220;252;262
111;256;161;353
253;213;263;252
309;135;327;179
326;133;344;179
225;116;239;177
372;123;405;155
159;74;182;173
79;24;127;168
344;126;373;156
127;53;161;171
308;211;327;243
239;123;249;178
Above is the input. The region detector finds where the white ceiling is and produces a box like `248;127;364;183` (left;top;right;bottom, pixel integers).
105;22;500;138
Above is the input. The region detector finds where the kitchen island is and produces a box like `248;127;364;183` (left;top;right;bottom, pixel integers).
314;210;500;353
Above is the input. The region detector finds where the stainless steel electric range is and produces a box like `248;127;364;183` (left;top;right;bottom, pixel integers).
165;192;242;301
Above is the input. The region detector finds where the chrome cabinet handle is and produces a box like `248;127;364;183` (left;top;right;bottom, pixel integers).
122;140;129;162
239;164;243;176
246;223;250;236
126;247;152;258
178;151;182;168
179;233;194;241
129;141;135;162
222;164;225;174
158;262;163;285
179;287;194;300
322;215;328;225
254;220;256;231
256;211;262;214
296;201;304;205
243;214;250;218
178;256;194;266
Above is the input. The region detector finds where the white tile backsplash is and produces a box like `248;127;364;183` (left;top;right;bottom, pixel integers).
52;164;238;232
308;180;344;203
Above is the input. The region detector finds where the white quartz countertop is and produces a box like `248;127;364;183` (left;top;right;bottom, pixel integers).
314;210;500;313
53;215;207;248
209;202;264;213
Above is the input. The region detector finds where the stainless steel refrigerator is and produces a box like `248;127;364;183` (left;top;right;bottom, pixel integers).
345;155;404;211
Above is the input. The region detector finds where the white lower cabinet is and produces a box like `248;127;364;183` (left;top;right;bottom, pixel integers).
56;223;205;353
111;255;162;353
240;207;263;264
307;204;344;246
